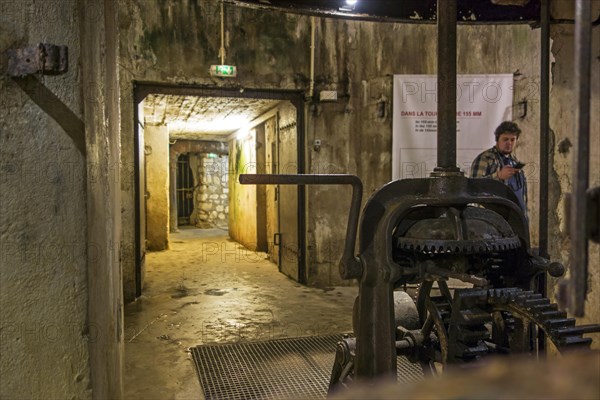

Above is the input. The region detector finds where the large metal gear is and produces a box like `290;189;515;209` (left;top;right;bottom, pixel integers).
483;288;593;348
397;237;521;255
328;286;593;394
422;286;592;363
395;206;522;255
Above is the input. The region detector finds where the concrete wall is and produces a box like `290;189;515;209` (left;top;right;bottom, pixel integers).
547;2;600;333
1;0;123;397
229;129;258;249
144;124;169;250
81;0;124;394
0;1;90;397
306;21;547;285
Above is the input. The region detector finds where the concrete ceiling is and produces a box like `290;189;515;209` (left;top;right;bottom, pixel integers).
143;94;281;141
233;0;541;22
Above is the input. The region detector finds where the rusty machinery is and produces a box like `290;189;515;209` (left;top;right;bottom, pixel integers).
240;0;599;394
240;171;597;393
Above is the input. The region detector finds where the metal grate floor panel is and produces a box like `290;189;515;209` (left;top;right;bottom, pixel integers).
191;334;424;399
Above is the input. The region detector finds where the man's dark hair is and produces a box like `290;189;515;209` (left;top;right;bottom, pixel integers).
494;121;521;141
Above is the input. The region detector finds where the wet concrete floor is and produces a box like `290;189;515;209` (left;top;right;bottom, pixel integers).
124;227;356;399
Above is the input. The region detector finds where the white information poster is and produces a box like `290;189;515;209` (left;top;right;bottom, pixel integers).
392;74;513;180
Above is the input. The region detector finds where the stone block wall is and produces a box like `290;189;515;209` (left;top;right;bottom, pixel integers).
195;154;229;230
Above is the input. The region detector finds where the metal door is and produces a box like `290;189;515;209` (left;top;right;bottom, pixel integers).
176;154;195;225
277;103;299;281
265;116;280;266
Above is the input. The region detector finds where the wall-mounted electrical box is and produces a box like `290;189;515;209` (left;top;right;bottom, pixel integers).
319;90;338;101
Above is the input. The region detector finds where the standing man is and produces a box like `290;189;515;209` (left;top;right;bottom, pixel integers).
470;121;528;216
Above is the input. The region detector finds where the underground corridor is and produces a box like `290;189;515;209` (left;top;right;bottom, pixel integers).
124;88;360;398
129;85;314;305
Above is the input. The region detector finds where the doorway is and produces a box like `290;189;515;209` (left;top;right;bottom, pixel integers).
133;84;306;298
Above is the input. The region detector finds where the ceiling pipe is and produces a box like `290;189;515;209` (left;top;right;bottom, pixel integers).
220;1;226;65
309;16;316;99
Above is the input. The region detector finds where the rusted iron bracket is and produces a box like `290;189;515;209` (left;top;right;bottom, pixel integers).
7;43;68;77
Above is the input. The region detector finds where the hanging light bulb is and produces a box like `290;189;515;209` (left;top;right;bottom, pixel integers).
339;0;357;12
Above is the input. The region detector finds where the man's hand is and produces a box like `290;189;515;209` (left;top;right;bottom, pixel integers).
497;166;519;180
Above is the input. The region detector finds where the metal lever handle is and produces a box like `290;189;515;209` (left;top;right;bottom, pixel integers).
239;174;363;279
528;253;566;278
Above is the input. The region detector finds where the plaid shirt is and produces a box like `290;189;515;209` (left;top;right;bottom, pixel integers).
470;146;528;210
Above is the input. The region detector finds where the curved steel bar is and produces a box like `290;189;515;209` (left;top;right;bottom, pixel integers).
239;174;363;279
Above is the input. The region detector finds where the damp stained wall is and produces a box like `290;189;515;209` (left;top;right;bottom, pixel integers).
228;129;258;250
117;0;599;330
306;20;547;285
144;124;169;250
80;0;124;394
1;0;123;398
546;2;600;332
0;1;90;398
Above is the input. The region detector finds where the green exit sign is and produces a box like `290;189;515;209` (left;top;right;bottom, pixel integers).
210;65;237;77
